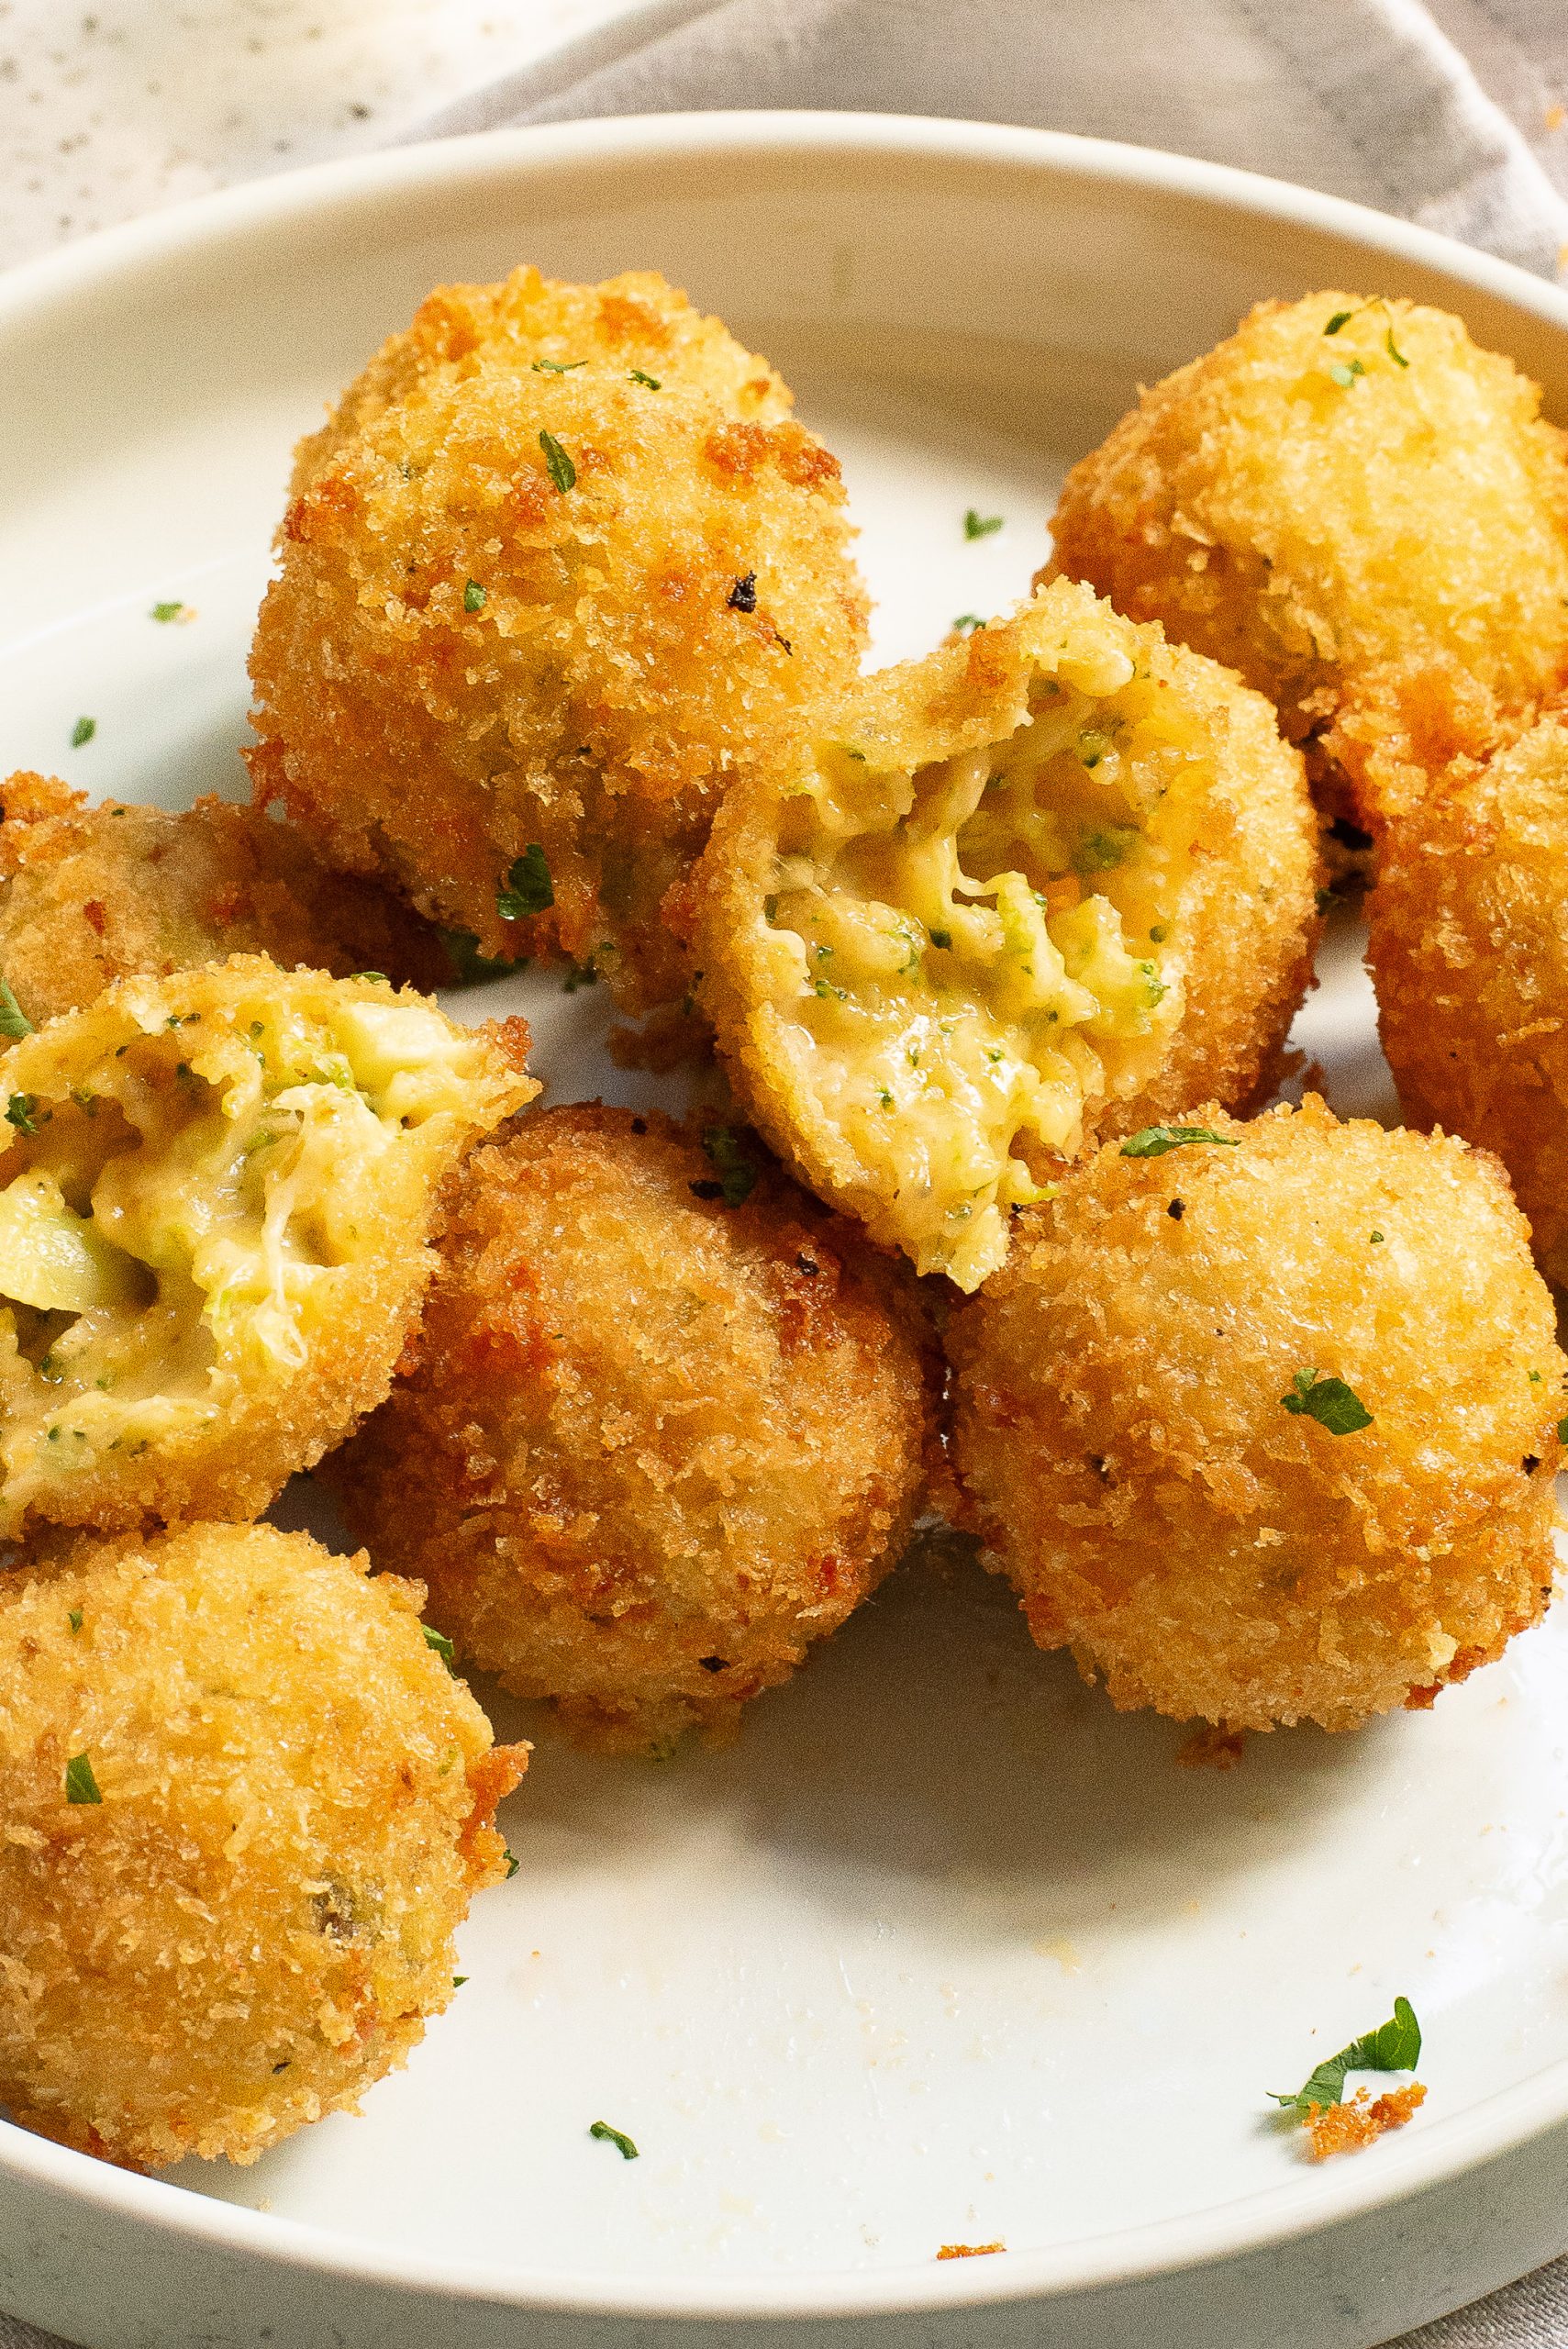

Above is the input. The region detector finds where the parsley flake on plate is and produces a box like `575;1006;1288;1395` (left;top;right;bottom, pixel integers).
71;717;95;748
64;1752;102;1806
423;1624;456;1666
964;508;1004;540
589;2120;639;2160
496;845;554;922
952;614;984;634
539;429;576;493
6;1093;39;1136
463;580;487;613
531;357;586;374
1119;1126;1240;1160
1270;1996;1421;2119
150;600;188;623
1281;1368;1373;1435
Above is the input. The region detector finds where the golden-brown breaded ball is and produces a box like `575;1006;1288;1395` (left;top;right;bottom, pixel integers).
0;959;534;1538
331;1103;938;1753
1368;713;1568;1286
0;1520;523;2169
247;266;869;1013
0;774;453;1028
1046;292;1568;823
947;1097;1563;1731
687;576;1320;1288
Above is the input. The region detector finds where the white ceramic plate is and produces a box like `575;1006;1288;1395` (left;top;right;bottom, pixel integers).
4;112;1568;2349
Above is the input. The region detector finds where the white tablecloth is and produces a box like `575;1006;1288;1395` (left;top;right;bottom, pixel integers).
4;2;1568;2342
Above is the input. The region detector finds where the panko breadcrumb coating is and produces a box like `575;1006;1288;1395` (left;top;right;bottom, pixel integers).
331;1103;937;1753
0;773;452;1027
0;1520;523;2169
1368;714;1568;1286
1046;292;1568;823
948;1097;1563;1731
689;577;1319;1287
248;266;869;1013
0;958;534;1538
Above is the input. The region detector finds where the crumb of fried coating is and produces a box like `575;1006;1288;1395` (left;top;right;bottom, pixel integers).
330;1101;940;1753
0;1520;524;2170
0;774;452;1025
937;2243;1006;2259
1303;2083;1427;2160
947;1095;1564;1731
1046;292;1568;826
247;266;869;1015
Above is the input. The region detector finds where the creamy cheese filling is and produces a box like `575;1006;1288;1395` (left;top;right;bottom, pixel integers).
0;978;486;1518
752;642;1217;1286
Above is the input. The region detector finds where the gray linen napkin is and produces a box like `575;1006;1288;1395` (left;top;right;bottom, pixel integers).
7;4;1568;2345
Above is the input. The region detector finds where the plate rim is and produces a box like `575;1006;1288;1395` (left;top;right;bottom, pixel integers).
5;103;1568;2322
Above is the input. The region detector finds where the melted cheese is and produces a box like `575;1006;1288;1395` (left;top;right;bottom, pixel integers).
752;646;1217;1286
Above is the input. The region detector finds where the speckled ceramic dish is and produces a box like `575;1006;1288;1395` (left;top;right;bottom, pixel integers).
3;110;1568;2349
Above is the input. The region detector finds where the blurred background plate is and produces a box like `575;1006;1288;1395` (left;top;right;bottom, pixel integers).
3;110;1568;2349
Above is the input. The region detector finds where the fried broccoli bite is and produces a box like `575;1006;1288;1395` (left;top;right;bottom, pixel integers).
0;959;534;1538
1368;714;1568;1286
1046;292;1568;823
948;1097;1563;1731
0;773;452;1028
0;1520;524;2168
688;576;1319;1288
331;1103;938;1753
247;267;869;1013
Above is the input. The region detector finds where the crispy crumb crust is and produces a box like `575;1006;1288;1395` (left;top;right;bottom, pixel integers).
947;1096;1563;1731
0;1520;524;2169
0;959;535;1537
1368;714;1568;1286
331;1103;940;1752
247;266;868;1013
1046;292;1568;824
688;579;1319;1284
0;774;452;1025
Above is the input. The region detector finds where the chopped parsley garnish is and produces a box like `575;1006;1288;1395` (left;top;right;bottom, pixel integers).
68;1609;83;1633
6;1093;39;1136
463;580;487;613
38;1354;62;1385
964;508;1004;540
64;1752;102;1806
439;929;517;985
589;2121;639;2160
531;357;586;373
929;928;952;951
1120;1125;1240;1159
952;614;984;634
1323;309;1355;337
727;573;758;613
628;369;662;389
1281;1368;1373;1435
1370;1230;1385;1244
504;1848;519;1879
539;429;576;493
1270;1996;1421;2118
423;1624;456;1666
697;1126;757;1208
150;600;187;622
452;1975;468;1988
1385;326;1409;368
496;844;554;921
71;717;96;748
1329;358;1367;389
0;979;33;1040
1558;1415;1568;1444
